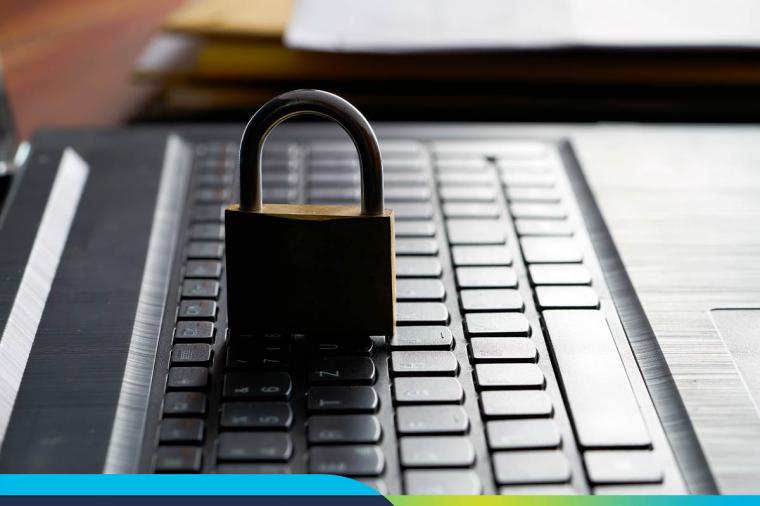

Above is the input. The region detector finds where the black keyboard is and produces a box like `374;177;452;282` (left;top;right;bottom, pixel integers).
142;137;684;494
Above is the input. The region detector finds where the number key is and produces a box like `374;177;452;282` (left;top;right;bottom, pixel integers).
223;372;292;400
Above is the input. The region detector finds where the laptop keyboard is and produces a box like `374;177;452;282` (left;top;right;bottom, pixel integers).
145;137;676;494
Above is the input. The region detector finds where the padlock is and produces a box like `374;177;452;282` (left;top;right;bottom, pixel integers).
225;89;396;337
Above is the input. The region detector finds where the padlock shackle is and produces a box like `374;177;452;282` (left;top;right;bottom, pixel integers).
239;89;384;216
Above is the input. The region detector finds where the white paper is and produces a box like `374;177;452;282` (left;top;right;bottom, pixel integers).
284;0;760;53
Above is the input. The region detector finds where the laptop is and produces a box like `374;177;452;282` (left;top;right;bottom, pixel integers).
0;119;758;495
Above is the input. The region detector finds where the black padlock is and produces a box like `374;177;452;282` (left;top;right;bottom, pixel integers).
225;90;396;337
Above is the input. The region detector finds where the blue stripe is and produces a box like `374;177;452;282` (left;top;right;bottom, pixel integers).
0;475;378;496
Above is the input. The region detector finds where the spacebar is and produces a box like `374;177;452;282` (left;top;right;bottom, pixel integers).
543;310;651;448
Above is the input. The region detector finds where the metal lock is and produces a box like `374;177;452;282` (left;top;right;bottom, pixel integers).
225;89;396;337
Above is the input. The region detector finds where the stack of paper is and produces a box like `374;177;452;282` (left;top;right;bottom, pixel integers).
134;0;760;119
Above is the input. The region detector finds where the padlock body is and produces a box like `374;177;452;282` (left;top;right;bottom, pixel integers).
225;203;396;337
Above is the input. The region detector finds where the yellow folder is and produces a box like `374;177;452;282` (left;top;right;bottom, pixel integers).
163;0;291;39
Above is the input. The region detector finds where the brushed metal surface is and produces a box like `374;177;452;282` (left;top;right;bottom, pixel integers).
710;309;760;415
570;126;760;494
561;142;715;494
104;135;192;472
3;123;756;489
0;149;88;444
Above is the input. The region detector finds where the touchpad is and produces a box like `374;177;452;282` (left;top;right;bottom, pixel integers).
711;309;760;413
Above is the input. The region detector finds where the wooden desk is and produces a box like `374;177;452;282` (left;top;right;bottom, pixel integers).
0;0;183;139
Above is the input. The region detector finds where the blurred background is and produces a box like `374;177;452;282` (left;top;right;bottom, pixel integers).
3;0;760;140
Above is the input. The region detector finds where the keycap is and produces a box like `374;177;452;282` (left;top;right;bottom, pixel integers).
167;367;209;389
439;186;496;202
171;344;212;365
155;447;202;472
390;326;453;350
217;432;293;462
536;286;600;309
225;345;289;371
395;221;436;237
174;321;215;342
396;258;442;278
497;152;553;166
470;338;537;362
510;203;567;220
395;238;439;256
456;267;517;288
593;485;668;495
465;313;531;336
177;300;217;320
390;351;459;376
309;336;374;356
394;377;464;404
195;172;235;190
195;187;231;203
446;220;507;245
263;171;298;186
475;363;545;389
307;386;379;413
189;224;225;240
400;436;475;467
506;187;561;202
309;171;358;186
187;241;224;259
225;352;290;371
185;260;222;279
498;155;554;169
163;392;206;416
460;289;523;312
585;451;663;484
542;310;651;448
386;186;432;202
223;372;292;400
451;245;512;266
221;402;293;430
308;415;382;444
385;172;427;185
217;464;291;474
486;420;561;450
437;170;493;184
492;451;571;485
358;479;388;495
309;446;385;476
404;470;482;495
159;419;205;444
190;204;225;222
520;237;582;263
308;357;376;384
499;485;575;495
396;405;469;434
309;187;359;203
501;173;555;188
382;152;425;166
264;187;298;203
396;303;449;325
515;219;574;236
396;280;445;301
391;203;434;220
181;280;220;299
442;202;501;219
435;157;488;170
529;264;591;285
480;390;553;418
